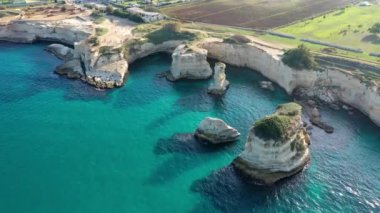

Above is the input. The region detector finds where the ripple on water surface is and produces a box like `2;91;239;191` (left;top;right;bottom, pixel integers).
0;43;379;213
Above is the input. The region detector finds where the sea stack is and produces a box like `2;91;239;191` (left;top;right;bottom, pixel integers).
168;44;212;81
195;117;240;144
208;62;229;95
233;102;311;184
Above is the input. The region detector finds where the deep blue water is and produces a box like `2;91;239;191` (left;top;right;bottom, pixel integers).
0;42;379;212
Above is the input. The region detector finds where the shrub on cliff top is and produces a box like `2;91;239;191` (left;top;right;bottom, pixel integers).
146;22;200;44
224;34;251;44
282;44;316;70
111;9;144;23
277;102;302;116
253;115;292;141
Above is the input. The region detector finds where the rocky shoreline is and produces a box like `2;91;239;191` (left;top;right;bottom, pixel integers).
0;18;379;127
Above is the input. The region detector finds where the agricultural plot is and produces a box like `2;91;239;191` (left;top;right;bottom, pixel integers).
277;5;380;54
162;0;353;29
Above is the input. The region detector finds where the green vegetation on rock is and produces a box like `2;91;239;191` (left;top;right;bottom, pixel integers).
111;9;144;23
277;102;302;116
253;115;292;141
95;27;108;36
223;35;251;44
282;44;317;70
368;23;380;35
145;22;201;44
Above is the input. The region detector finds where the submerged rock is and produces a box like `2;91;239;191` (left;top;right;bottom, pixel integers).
259;81;275;91
233;102;311;185
195;117;240;144
208;62;229;95
168;44;212;81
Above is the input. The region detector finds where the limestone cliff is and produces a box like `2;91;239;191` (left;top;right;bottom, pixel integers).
169;44;212;81
0;19;92;45
233;102;311;184
201;41;380;127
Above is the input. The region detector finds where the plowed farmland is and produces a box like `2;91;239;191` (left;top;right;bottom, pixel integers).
162;0;355;29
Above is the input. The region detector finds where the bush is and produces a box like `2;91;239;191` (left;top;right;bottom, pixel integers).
276;102;302;116
145;23;201;44
253;115;292;141
162;22;181;32
88;36;99;46
223;34;251;44
111;9;144;23
84;3;94;9
99;46;113;55
95;27;108;36
282;44;316;70
368;23;380;35
106;5;114;14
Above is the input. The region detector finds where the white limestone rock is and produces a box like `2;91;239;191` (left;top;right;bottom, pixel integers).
201;41;380;127
169;44;212;81
208;62;229;95
233;102;311;184
46;44;74;60
195;117;240;144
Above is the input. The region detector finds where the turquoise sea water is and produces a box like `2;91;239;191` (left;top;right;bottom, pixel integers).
0;43;379;213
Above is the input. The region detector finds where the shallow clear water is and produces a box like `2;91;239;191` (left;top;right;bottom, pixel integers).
0;43;379;213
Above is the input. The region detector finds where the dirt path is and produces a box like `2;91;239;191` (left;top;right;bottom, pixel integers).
95;15;136;47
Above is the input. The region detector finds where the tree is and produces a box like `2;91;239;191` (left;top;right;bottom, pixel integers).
282;44;316;70
368;23;380;35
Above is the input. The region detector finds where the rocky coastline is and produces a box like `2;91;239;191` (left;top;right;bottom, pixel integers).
0;19;379;127
201;41;380;127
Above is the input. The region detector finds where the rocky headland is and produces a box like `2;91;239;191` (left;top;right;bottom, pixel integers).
233;102;311;184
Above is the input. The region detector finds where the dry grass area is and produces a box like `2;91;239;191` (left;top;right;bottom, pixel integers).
162;0;354;29
0;4;90;24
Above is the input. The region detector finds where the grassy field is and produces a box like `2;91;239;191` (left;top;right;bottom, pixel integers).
277;5;380;54
162;0;353;29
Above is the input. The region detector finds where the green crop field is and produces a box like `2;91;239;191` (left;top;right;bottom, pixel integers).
277;5;380;54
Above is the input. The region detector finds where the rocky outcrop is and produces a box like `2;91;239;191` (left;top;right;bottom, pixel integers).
55;59;84;79
46;44;74;60
169;44;212;81
0;19;92;45
195;117;240;144
309;107;334;133
201;41;380;127
75;41;128;88
233;102;311;184
208;62;229;95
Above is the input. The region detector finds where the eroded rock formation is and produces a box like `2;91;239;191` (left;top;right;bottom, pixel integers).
233;102;311;184
46;44;74;60
195;117;240;144
208;62;229;95
201;41;380;127
169;44;212;81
